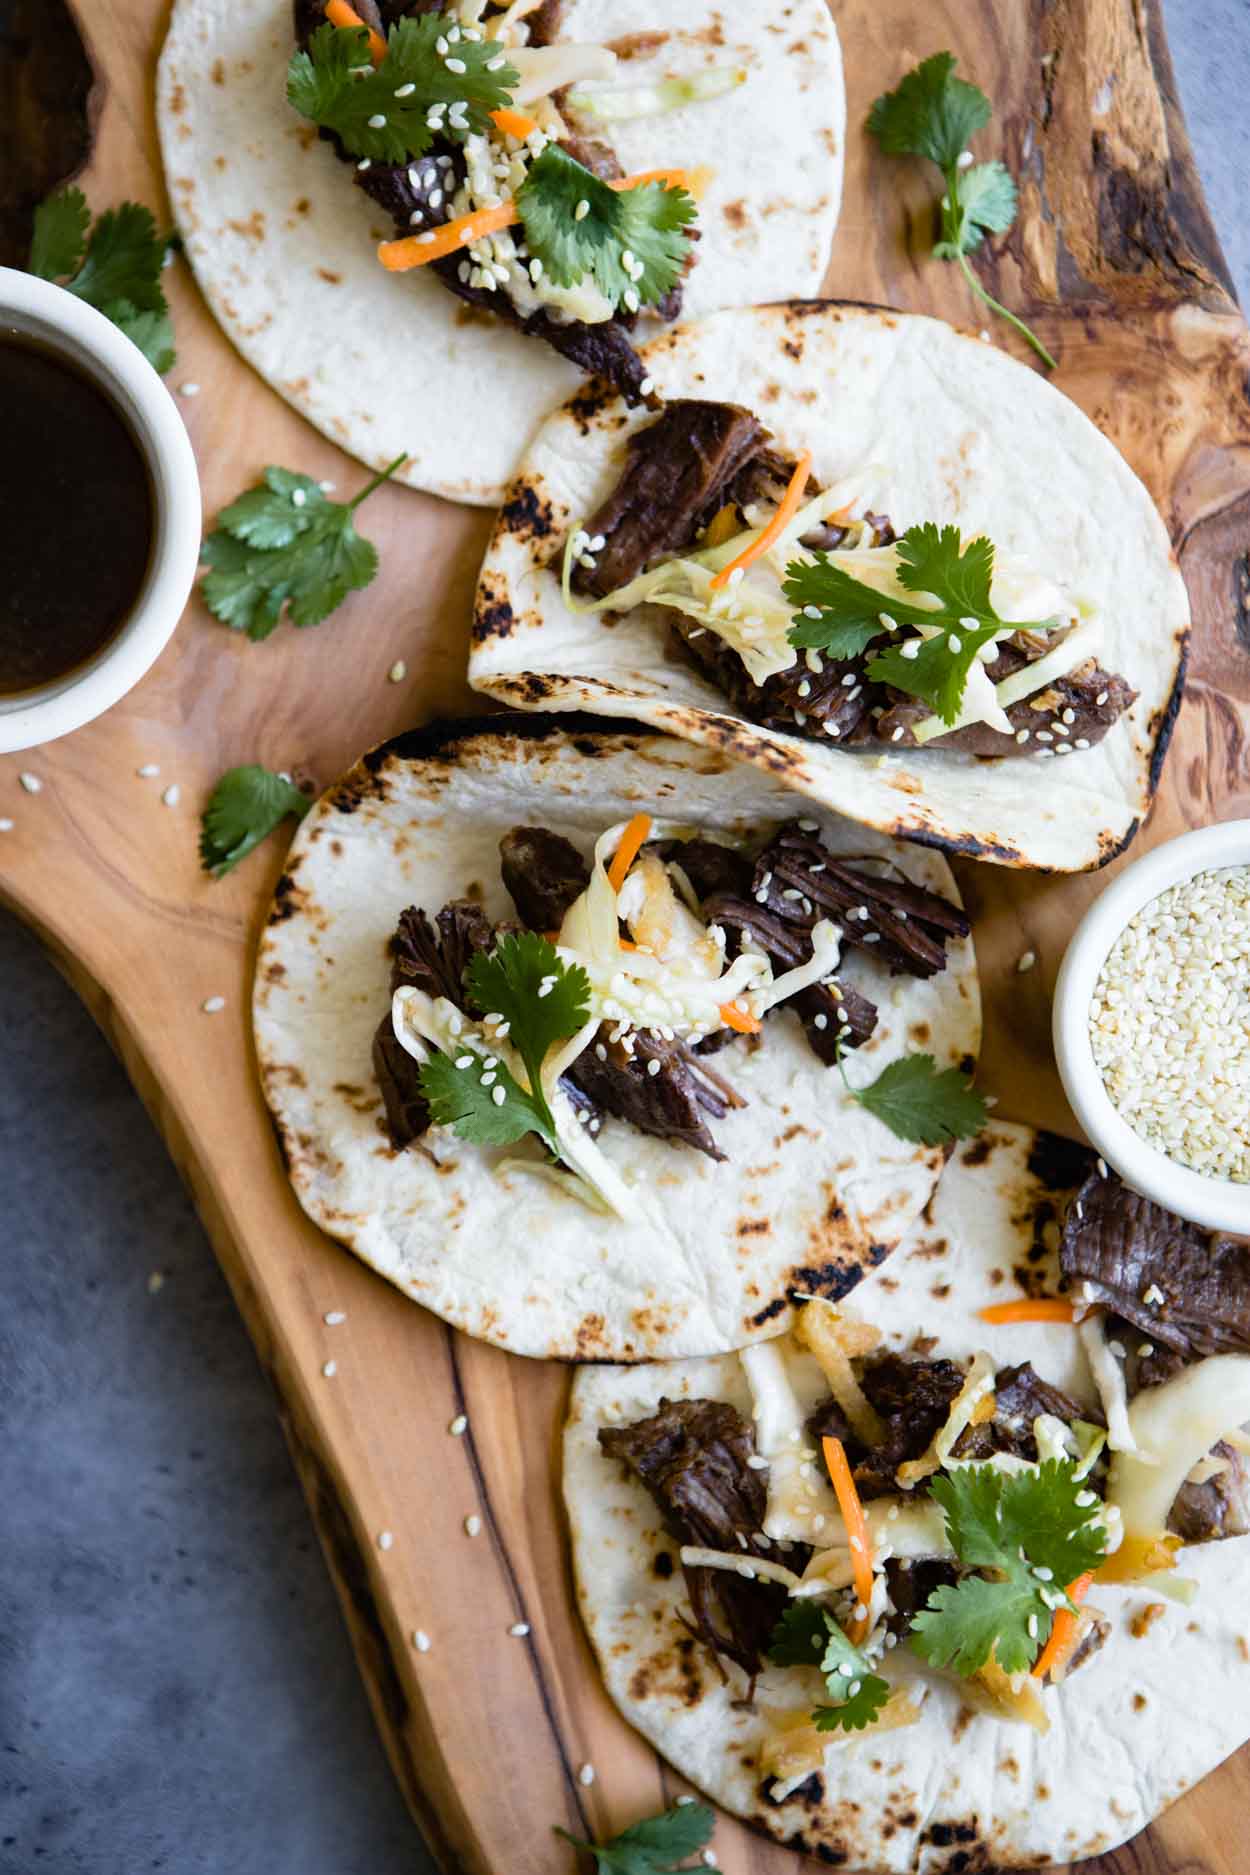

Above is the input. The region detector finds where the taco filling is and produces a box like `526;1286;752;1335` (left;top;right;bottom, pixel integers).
375;811;970;1213
288;1;726;404
562;398;1139;758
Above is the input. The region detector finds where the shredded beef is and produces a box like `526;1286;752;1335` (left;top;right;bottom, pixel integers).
1168;1443;1250;1544
499;825;588;932
703;890;878;1059
570;1030;742;1161
873;658;1138;757
1060;1169;1250;1360
599;1398;800;1679
371;901;497;1149
1048;1609;1111;1682
883;1557;959;1630
372;1026;432;1149
571;401;769;599
805;1356;966;1500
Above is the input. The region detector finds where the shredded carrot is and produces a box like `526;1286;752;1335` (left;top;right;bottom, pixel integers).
324;0;387;64
609;166;712;201
709;450;812;591
377;167;705;273
822;1435;874;1644
719;1003;761;1035
1031;1572;1093;1680
978;1298;1077;1326
491;106;541;140
607;813;652;894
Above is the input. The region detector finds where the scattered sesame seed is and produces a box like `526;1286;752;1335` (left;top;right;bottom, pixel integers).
377;1530;394;1551
162;784;181;808
449;1414;468;1436
322;1360;337;1378
393;81;415;97
1016;950;1037;974
201;995;226;1013
464;1514;482;1537
357;158;372;171
324;1310;346;1326
178;381;200;398
491;1085;507;1106
18;772;41;794
574;198;590;221
578;1763;596;1787
702;1854;718;1869
639;375;655;396
0;819;12;832
413;1629;431;1652
137;763;160;777
367;112;387;128
147;1270;166;1294
508;1621;530;1637
387;659;408;685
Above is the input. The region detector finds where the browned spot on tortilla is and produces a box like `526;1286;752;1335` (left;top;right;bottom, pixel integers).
1131;1601;1168;1640
782;336;803;362
269;870;308;924
266;1061;306;1089
213;155;227;171
877;1276;899;1291
759;380;781;403
473;581;517;643
909;1020;931;1047
500;480;557;544
606;29;667;57
317;267;343;284
737;1217;769;1238
723;198;747;229
575;1312;609;1355
455;301;495;328
960;1135;993;1167
296;125;318;149
745;1163;780;1179
1238;1636;1250;1663
294;196;311;215
168;82;185;114
999;1754;1020;1780
211;58;225;85
987;1267;1004;1286
263;960;286;983
228;211;265;242
952;1707;974;1742
931;1281;951;1299
694;19;725;45
629;1632;704;1707
1133;1692;1148;1711
777;1123;815;1146
907;1235;947;1262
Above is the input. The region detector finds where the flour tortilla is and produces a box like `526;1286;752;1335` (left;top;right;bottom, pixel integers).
253;718;979;1360
156;1;844;507
470;301;1190;869
566;1120;1250;1867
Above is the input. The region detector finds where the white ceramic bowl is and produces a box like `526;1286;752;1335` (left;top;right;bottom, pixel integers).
0;268;201;753
1054;819;1250;1233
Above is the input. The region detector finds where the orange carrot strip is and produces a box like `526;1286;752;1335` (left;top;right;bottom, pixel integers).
822;1435;874;1644
1032;1572;1094;1680
378;202;519;271
719;1003;761;1035
609;166;710;200
324;0;387;65
491;106;540;140
978;1298;1077;1326
709;450;812;591
607;813;652;893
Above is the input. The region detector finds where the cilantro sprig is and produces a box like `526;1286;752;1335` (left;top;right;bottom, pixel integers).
839;1050;986;1148
199;764;312;878
911;1461;1108;1676
28;188;175;373
288;18;518;162
200;455;406;639
768;1604;891;1734
516;145;698;314
418;934;591;1158
867;52;1056;371
787;523;1058;728
556;1800;715;1873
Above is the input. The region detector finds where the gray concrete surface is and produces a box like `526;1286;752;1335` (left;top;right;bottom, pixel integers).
2;4;1248;1871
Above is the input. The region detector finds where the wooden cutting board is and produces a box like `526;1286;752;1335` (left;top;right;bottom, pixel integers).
4;2;1250;1869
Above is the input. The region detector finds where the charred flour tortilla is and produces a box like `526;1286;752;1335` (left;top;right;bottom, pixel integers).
156;1;844;506
470;302;1190;869
253;719;979;1360
565;1122;1250;1868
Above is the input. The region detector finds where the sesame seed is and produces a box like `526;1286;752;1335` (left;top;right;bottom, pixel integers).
388;659;407;683
491;1085;507;1106
702;1854;718;1869
509;1622;530;1638
377;1530;394;1551
449;1414;468;1436
147;1270;166;1294
319;480;336;494
1016;950;1037;974
201;995;226;1013
465;1514;482;1537
676;1794;696;1806
178;381;200;397
393;81;415;97
646;1058;662;1077
623;288;639;313
574;199;590;221
137;762;161;777
162;784;180;808
322;1359;337;1378
947;633;962;653
0;818;12;832
1062;708;1076;725
324;1310;346;1325
578;1763;596;1787
367;113;387;128
18;772;42;794
486;52;506;69
357;158;372;171
413;1629;431;1652
639;376;655;396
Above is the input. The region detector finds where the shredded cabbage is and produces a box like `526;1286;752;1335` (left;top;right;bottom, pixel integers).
1079;1315;1139;1455
567;66;746;119
1108;1354;1250;1552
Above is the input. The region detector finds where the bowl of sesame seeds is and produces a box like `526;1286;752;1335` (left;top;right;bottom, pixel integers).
1053;820;1250;1233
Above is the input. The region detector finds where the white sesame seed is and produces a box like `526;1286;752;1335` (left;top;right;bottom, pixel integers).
319;480;336;493
357;158;372;171
367;113;387;128
322;1359;337;1378
178;381;200;397
574;198;590;221
702;1854;718;1869
413;1629;431;1652
639;375;655;396
162;784;181;808
677;1794;696;1806
378;1530;394;1551
465;1514;482;1537
388;660;407;685
201;995;226;1013
578;1763;596;1787
1016;950;1037;974
449;1415;468;1436
18;772;41;794
137;762;161;777
0;819;12;832
491;1085;507;1106
393;81;415;97
147;1270;166;1294
324;1310;346;1326
509;1621;530;1637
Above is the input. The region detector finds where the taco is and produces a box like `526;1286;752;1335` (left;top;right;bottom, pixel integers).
565;1122;1250;1867
253;718;980;1360
157;1;844;505
470;302;1190;869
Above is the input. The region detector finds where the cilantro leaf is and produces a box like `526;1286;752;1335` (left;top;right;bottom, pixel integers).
517;145;697;312
847;1053;987;1147
199;765;312;878
867;620;1001;729
287;18;518;162
910;1462;1108;1677
555;1801;714;1874
767;1604;891;1735
28;189;175;373
418;935;591;1161
935;160;1017;259
783;555;891;660
867;54;1055;370
29;187;90;279
199;456;405;640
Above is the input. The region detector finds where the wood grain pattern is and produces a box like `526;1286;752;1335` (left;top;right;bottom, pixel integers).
3;2;1250;1870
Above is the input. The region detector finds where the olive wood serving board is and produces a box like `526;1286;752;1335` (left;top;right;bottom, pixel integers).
4;2;1250;1869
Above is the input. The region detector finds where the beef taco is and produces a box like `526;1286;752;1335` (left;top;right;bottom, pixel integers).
253;718;980;1359
566;1122;1250;1866
471;302;1190;869
157;1;844;505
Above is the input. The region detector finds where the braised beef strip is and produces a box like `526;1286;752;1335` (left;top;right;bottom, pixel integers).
293;0;677;406
567;399;1137;758
372;901;496;1148
599;1398;803;1681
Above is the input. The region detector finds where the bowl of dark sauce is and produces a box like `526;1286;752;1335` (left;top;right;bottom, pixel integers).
0;269;200;752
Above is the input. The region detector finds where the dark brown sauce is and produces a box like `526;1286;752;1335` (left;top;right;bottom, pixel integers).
0;331;155;697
